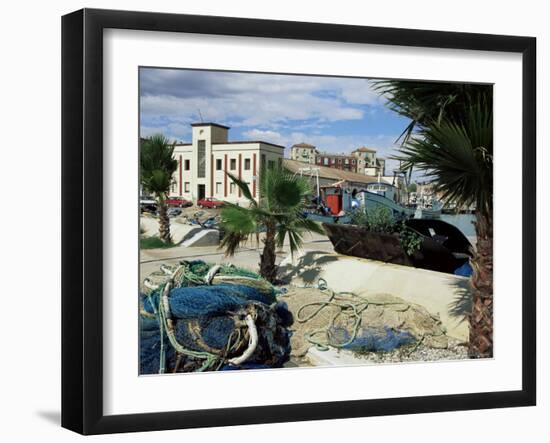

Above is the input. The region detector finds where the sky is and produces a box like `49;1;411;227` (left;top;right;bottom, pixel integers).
139;68;414;174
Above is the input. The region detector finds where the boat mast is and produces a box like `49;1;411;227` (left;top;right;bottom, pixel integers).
297;167;320;198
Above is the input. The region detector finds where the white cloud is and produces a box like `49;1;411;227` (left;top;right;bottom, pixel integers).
242;129;288;146
139;69;386;138
139;69;409;173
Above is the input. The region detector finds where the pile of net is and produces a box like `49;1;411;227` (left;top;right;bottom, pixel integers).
282;281;449;357
140;261;292;374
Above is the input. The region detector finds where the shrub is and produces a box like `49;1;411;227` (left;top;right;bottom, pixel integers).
140;236;174;249
348;206;422;255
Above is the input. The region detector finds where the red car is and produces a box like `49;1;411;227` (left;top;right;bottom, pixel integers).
197;197;225;209
166;197;193;208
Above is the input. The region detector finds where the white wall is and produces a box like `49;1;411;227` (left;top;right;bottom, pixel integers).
0;1;546;442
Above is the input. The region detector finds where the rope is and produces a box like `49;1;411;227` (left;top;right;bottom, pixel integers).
153;265;225;373
148;261;263;373
294;279;416;351
144;260;273;294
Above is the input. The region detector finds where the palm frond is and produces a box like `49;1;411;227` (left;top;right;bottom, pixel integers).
219;165;321;266
225;171;256;205
275;223;303;257
218;203;260;256
220;231;249;256
275;216;323;258
259;167;312;214
219;203;258;235
372;80;492;145
396;101;493;216
292;216;325;236
140;134;178;196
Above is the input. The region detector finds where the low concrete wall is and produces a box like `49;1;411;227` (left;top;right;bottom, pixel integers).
279;250;471;341
140;216;203;244
182;229;220;247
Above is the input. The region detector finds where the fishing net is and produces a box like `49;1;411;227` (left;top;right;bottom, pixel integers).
143;260;276;298
282;283;448;357
140;261;292;374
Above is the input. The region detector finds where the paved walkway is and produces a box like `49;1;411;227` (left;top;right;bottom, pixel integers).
140;232;333;280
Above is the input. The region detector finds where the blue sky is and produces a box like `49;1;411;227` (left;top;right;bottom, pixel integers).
139;68;413;174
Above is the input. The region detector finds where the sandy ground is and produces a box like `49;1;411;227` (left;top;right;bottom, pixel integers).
140;227;470;339
140;230;334;282
140;207;221;244
140;217;473;366
279;249;471;341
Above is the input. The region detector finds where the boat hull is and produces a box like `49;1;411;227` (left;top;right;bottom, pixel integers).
418;208;442;219
322;220;472;275
304;212;351;224
360;191;415;219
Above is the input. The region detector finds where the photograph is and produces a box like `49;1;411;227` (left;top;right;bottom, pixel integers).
138;67;493;375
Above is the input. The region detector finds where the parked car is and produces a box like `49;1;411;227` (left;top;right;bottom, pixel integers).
166;197;193;208
140;196;157;206
140;204;158;214
202;216;219;229
167;207;182;217
197;197;225;209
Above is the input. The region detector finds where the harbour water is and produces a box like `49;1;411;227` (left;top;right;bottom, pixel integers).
440;213;476;238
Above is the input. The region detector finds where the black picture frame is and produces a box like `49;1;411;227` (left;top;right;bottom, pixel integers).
61;8;536;435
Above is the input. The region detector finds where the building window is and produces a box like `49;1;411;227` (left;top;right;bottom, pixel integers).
215;182;222;194
197;140;206;178
184;159;190;170
244;158;251;170
171;181;177;193
261;154;266;170
230;158;237;170
184;182;190;193
268;160;276;170
216;158;222;170
230;182;236;194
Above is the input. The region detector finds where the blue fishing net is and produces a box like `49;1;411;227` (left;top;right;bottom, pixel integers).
140;284;292;374
331;326;416;352
454;261;473;277
143;284;275;318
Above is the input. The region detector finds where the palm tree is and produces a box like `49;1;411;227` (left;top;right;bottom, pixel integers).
375;80;493;358
140;134;178;244
219;167;324;283
373;81;491;144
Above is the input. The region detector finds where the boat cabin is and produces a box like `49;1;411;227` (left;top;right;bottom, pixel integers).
365;182;399;202
320;185;353;215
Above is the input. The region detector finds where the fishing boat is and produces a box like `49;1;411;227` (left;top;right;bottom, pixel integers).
356;182;415;220
414;191;443;219
296;167;413;224
323;218;473;275
416;200;443;219
303;183;353;224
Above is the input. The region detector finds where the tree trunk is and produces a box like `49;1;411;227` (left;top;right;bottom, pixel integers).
157;201;172;244
468;211;493;358
259;224;277;283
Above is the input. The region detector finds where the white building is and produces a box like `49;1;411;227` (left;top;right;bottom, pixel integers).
351;147;386;176
290;142;318;164
169;123;285;204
